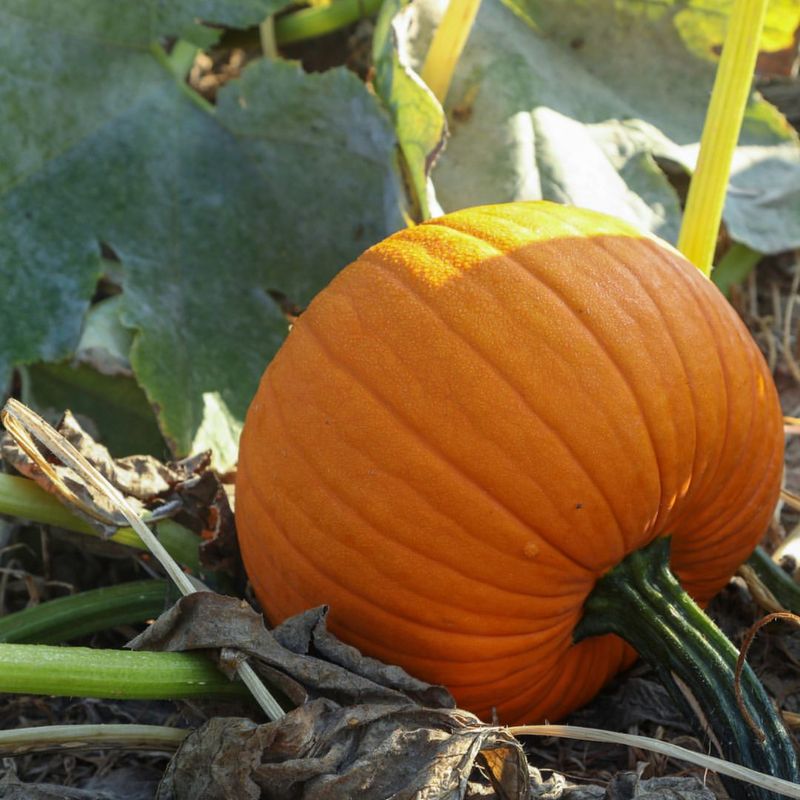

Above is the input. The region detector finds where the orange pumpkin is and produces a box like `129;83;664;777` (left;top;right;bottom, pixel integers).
236;201;782;725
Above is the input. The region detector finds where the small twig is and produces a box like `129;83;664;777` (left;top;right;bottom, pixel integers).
510;724;800;799
775;516;800;570
734;611;800;745
779;489;800;513
738;563;785;615
0;723;189;756
785;710;800;729
749;268;760;319
1;399;284;722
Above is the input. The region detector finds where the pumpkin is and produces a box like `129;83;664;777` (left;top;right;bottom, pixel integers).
236;202;796;792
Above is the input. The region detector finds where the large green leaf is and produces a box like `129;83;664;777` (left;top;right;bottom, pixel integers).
398;0;800;250
1;2;407;461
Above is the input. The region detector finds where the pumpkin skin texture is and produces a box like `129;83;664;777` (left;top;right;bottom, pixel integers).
236;201;783;724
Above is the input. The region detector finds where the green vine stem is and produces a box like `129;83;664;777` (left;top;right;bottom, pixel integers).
0;473;201;573
677;0;768;275
274;0;383;46
0;580;171;645
0;724;189;756
575;538;799;800
0;644;245;700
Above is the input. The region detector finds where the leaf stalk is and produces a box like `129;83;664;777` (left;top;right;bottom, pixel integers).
420;0;482;103
0;580;171;645
0;473;201;573
0;723;189;756
677;0;768;275
0;643;244;700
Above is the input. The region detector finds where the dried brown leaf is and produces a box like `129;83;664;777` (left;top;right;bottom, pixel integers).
1;410;222;539
127;595;453;710
123;580;717;799
156;702;528;800
127;594;534;799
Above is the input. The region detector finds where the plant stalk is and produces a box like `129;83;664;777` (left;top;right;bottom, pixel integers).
0;580;171;644
575;537;799;800
677;0;768;275
0;723;189;755
274;0;383;45
712;243;762;297
0;643;245;700
420;0;482;103
0;473;201;572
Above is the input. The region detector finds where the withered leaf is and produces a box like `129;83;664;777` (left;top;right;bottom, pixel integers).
127;595;454;710
156;701;529;800
129;594;531;799
128;596;716;800
1;410;223;539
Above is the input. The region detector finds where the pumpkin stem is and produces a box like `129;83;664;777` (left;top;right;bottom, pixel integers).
574;538;799;800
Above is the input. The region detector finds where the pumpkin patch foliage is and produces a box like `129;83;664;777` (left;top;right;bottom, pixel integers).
1;0;800;798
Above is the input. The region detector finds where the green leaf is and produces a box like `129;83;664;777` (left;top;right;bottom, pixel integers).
20;362;168;459
1;3;407;462
1;0;288;47
398;0;800;251
373;0;448;219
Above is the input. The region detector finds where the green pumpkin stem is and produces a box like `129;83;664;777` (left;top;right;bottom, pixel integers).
575;537;798;800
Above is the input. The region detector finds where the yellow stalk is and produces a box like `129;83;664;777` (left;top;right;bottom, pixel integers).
420;0;482;104
677;0;768;276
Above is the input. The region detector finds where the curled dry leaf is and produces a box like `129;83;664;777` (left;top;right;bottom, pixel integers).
137;595;715;800
127;595;453;709
156;703;527;800
130;594;529;799
0;410;227;541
